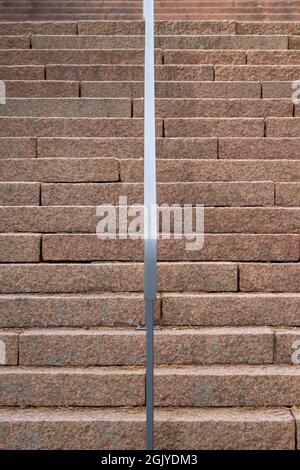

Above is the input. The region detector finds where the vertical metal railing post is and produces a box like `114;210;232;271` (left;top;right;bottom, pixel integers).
143;0;157;452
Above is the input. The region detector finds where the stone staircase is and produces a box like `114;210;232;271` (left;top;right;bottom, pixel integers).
1;7;300;450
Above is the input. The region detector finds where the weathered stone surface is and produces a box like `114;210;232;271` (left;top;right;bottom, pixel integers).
19;327;273;366
155;20;236;35
157;35;288;50
0;138;36;158
0;262;237;293
37;137;217;159
0;235;41;262
120;159;299;182
0;35;29;48
0;65;44;80
0;158;119;182
219;138;300;159
41;181;274;207
276;183;300;206
163;293;300;326
32;35;145;49
165;117;264;137
163;50;245;65
274;329;300;364
262;81;294;98
0;98;132;118
0;117;160;138
267;118;300;137
0;332;18;365
82;81;261;99
42;234;299;262
81;80;144;98
237;22;300;35
288;36;300;50
0;49;160;66
5;80;79;98
78;20;144;35
134;99;292;118
154;365;300;407
216;65;300;81
4;206;297;234
0;22;77;35
0;407;293;450
46;64;214;81
204;207;300;233
240;264;300;292
248;51;300;65
0;294;160;328
0;367;144;406
77;20;235;36
0;183;40;206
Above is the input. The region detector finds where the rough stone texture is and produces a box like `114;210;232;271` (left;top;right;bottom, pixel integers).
42;234;299;262
0;49;161;66
215;65;300;81
0;158;119;182
0;262;237;293
262;81;294;98
240;264;300;293
41;181;274;207
82;81;261;99
0;183;40;206
219;138;300;159
0;35;29;49
134;99;292;118
78;20;145;35
237;22;300;35
164;118;264;137
204;207;300;233
0;65;44;80
0;294;161;328
155;20;236;35
0;234;41;262
274;329;300;364
32;35;145;49
157;35;288;50
158;81;261;98
4;206;298;234
0;22;77;35
157;407;295;450
0;332;18;365
37;137;217;159
81;80;144;98
288;36;300;50
120;159;299;182
46;64;214;81
0;407;293;450
0;99;132;118
0;117;163;138
5;80;79;98
163;293;300;327
0;367;144;407
267;118;300;137
154;365;300;407
247;50;300;65
19;327;273;366
0;138;36;159
163;50;245;65
276;183;300;206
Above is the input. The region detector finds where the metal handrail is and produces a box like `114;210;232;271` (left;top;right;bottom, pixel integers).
143;0;157;451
